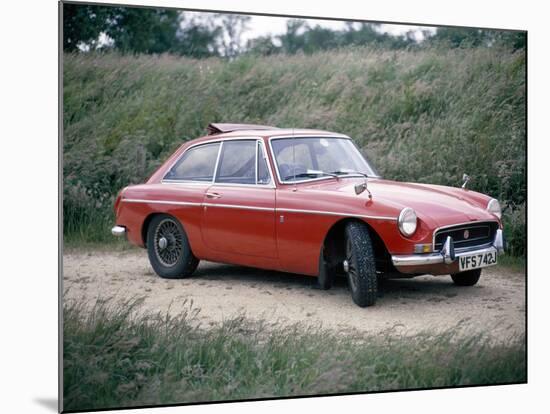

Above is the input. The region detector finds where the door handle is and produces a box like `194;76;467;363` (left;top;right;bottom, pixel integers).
206;192;222;199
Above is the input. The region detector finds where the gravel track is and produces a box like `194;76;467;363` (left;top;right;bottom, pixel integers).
63;250;525;341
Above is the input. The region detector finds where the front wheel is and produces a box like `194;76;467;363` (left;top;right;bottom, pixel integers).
450;269;481;286
344;221;378;307
147;214;199;279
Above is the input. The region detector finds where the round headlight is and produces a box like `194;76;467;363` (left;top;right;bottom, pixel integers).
398;207;417;237
487;198;502;219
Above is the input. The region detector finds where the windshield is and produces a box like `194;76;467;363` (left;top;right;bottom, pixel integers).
270;137;378;182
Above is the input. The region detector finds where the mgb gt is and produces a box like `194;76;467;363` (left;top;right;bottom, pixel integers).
112;123;505;307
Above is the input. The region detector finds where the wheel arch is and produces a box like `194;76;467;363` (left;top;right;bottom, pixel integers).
321;217;392;273
141;212;185;248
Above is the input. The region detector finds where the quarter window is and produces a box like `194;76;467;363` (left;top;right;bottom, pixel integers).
164;142;220;181
257;142;271;185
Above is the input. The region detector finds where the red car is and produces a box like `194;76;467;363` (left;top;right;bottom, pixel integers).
112;123;505;307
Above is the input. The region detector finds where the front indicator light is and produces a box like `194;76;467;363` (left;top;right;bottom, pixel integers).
414;244;433;253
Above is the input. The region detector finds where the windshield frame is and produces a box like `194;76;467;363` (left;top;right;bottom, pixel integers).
268;135;380;185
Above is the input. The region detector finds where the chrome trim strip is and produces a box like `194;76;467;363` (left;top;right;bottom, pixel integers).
122;198;394;219
255;141;259;185
161;180;275;189
161;180;212;185
122;198;274;212
211;140;224;184
267;135;380;185
277;207;396;221
122;198;202;207
203;203;275;212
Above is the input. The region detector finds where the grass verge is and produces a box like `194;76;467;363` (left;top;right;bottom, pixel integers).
63;47;526;254
496;254;526;273
63;297;526;412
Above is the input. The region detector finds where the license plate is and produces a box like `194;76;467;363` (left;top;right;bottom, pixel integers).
459;251;498;271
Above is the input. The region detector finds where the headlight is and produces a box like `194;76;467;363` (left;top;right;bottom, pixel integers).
398;207;417;237
487;198;502;219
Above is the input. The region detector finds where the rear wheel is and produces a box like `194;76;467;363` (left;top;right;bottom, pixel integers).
344;221;378;307
451;269;481;286
147;214;199;279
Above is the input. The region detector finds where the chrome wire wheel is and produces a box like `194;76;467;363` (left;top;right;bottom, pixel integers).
153;218;183;267
345;236;358;292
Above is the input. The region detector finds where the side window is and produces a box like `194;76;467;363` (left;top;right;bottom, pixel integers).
164;142;220;181
215;140;256;184
257;142;271;185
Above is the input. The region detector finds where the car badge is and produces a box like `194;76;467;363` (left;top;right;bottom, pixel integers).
464;230;470;239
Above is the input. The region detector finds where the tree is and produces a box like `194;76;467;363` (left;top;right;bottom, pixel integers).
278;20;308;54
217;14;251;57
429;27;486;47
427;27;526;51
63;4;110;51
63;3;224;57
176;23;221;58
103;8;181;54
246;36;280;56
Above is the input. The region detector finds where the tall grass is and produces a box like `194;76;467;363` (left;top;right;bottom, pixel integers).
63;297;526;412
63;46;525;253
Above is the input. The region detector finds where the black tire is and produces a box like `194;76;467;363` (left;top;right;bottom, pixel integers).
316;247;334;290
344;221;378;307
146;214;199;279
451;269;481;286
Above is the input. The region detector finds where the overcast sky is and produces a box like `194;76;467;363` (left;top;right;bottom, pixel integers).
182;11;437;45
241;15;436;42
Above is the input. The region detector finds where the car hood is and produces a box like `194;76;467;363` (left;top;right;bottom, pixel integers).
302;178;497;228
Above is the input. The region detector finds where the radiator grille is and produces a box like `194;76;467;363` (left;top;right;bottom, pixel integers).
434;222;498;251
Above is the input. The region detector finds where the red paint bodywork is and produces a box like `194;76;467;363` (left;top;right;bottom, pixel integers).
114;129;501;277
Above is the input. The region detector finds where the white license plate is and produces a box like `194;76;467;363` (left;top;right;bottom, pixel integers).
458;251;498;271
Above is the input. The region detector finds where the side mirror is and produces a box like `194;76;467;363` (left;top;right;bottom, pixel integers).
355;182;372;199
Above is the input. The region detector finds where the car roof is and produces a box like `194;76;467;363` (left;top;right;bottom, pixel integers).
199;123;348;141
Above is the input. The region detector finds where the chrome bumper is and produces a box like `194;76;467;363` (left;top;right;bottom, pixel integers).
111;225;126;237
392;229;505;268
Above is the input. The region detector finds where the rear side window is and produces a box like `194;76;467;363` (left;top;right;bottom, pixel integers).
164;142;220;181
215;140;256;184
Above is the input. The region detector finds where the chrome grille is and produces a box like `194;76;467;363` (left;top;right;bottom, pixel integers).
434;222;498;251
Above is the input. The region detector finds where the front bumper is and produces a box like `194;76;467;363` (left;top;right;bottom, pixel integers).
391;229;505;275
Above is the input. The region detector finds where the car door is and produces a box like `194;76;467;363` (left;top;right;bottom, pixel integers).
159;141;222;257
201;139;277;258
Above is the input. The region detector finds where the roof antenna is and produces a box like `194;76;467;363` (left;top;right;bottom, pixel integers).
292;127;297;192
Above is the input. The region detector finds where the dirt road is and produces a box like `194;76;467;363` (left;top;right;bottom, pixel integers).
63;250;525;341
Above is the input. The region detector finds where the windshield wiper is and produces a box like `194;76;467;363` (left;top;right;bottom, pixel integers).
283;170;339;180
331;170;370;178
